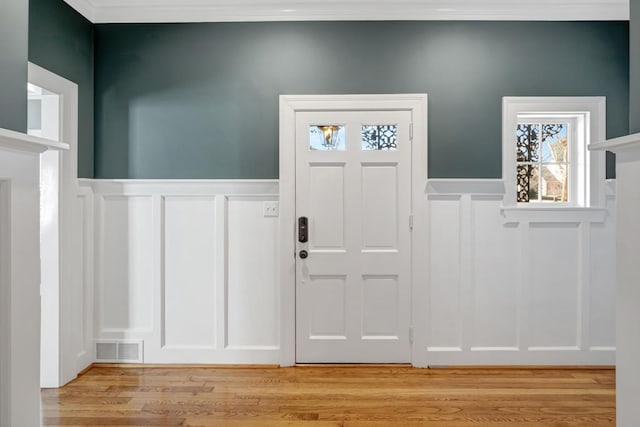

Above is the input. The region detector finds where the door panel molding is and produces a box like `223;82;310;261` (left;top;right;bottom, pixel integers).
279;94;429;366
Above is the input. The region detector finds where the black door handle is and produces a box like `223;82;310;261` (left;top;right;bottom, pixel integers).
299;250;308;259
298;217;308;243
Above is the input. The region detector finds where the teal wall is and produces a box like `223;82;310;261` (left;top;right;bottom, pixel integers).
29;0;95;178
94;21;628;179
0;0;28;133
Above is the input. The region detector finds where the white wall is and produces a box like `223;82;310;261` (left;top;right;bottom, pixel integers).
0;129;68;427
590;134;640;426
0;151;41;426
84;178;615;366
86;180;280;364
426;180;616;365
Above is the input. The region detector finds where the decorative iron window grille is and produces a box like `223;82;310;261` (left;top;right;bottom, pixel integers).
516;123;568;203
362;125;397;151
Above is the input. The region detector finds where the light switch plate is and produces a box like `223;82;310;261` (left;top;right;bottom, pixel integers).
263;201;279;217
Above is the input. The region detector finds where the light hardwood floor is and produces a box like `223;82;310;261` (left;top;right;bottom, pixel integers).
41;365;615;426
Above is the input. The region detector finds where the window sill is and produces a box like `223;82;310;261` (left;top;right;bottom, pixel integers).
500;205;608;223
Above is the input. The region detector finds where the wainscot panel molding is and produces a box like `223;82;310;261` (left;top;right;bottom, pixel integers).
76;183;95;371
86;179;280;364
425;179;616;365
84;178;614;366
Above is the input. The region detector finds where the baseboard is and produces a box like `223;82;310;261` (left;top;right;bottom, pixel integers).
90;363;281;369
85;362;614;370
428;365;615;370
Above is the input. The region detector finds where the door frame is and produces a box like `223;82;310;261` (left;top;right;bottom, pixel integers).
278;94;429;367
0;179;10;425
28;62;83;386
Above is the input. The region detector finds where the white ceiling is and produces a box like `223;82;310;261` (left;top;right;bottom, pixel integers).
63;0;629;23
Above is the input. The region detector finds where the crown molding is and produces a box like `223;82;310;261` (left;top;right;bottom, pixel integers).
64;0;629;23
63;0;95;22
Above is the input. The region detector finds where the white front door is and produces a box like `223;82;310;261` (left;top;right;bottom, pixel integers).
295;110;413;363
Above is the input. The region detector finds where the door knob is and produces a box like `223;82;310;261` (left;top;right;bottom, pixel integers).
299;250;308;259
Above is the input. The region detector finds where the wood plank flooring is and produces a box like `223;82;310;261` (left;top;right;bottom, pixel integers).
41;365;615;426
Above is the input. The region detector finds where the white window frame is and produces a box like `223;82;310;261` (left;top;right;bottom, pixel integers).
502;97;606;208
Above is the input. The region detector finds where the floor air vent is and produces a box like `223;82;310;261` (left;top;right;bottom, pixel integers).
95;340;143;363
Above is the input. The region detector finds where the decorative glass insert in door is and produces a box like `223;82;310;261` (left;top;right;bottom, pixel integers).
516;123;568;203
361;125;397;150
309;125;346;151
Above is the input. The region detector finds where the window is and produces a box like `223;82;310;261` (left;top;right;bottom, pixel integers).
503;97;606;208
516;120;573;203
309;125;345;151
27;83;60;141
361;125;398;150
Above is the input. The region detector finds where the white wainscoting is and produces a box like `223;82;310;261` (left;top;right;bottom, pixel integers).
83;178;615;366
425;179;616;365
76;184;95;368
86;180;280;364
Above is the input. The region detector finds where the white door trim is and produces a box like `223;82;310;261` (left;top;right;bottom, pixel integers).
0;179;10;426
279;94;429;367
28;62;83;386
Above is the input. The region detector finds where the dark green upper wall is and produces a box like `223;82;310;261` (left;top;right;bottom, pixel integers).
94;21;629;179
0;0;28;133
29;0;94;178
